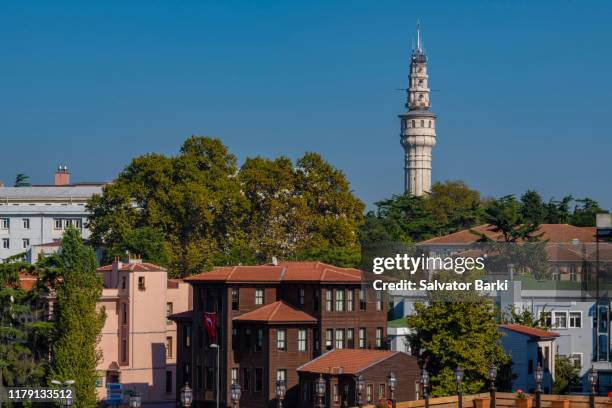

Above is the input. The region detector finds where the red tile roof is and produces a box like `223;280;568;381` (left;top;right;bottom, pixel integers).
421;224;596;245
97;262;166;272
185;261;363;283
499;324;560;339
297;349;399;375
233;301;316;324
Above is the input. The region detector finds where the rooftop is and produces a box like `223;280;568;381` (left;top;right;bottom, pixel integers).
185;261;364;284
0;185;103;200
233;301;316;324
297;349;400;375
499;324;560;339
420;224;596;245
97;262;166;272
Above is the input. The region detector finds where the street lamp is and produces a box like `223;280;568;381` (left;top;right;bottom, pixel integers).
588;368;598;408
488;364;497;408
276;379;286;408
421;369;430;408
180;383;193;408
129;391;142;408
355;374;366;408
316;374;326;408
230;382;241;408
534;363;544;408
387;372;397;408
455;367;464;408
51;380;75;408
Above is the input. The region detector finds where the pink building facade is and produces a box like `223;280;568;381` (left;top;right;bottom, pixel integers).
96;258;192;407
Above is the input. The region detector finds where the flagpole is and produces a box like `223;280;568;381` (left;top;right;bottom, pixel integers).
211;343;220;408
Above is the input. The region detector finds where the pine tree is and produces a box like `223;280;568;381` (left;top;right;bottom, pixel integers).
49;228;106;407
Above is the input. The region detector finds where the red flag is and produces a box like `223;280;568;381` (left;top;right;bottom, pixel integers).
203;312;217;344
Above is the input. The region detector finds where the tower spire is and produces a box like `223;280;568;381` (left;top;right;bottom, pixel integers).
417;22;422;53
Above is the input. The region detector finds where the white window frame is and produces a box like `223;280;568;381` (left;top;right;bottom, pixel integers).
2;238;9;249
325;329;333;350
346;289;354;312
0;218;9;229
255;288;264;305
22;218;30;229
540;311;552;327
553;311;568;329
569;311;582;328
325;289;333;312
359;328;366;349
335;329;344;349
54;218;62;230
276;329;286;351
569;353;583;369
376;327;383;348
298;329;307;352
22;238;30;249
335;289;344;312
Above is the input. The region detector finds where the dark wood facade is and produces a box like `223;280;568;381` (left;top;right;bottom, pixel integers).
172;263;389;408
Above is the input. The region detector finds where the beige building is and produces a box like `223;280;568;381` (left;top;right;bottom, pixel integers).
96;258;192;407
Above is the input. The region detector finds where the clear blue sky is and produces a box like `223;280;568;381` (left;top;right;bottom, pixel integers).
1;1;611;210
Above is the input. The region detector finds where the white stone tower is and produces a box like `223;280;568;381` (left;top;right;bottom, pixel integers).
400;23;437;196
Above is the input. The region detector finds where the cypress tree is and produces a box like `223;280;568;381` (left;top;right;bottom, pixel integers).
50;228;105;407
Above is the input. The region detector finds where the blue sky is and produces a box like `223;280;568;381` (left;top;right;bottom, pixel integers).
1;1;611;210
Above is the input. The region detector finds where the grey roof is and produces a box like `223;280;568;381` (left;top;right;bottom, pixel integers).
0;185;103;199
399;110;437;118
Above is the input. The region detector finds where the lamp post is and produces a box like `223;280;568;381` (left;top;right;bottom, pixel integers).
588;368;598;408
51;379;75;408
210;343;220;408
129;391;142;408
387;372;397;408
421;369;430;408
230;382;241;408
356;374;366;408
534;363;544;408
276;379;286;408
455;367;464;408
180;383;193;408
488;364;497;408
316;374;326;408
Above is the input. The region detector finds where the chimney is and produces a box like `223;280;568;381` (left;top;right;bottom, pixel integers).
54;165;70;186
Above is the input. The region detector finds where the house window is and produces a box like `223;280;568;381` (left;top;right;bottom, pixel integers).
333;384;339;403
366;385;373;403
165;336;173;358
232;288;239;310
185;326;192;348
166;302;173;324
22;238;30;248
231;368;238;384
22;218;30;229
277;329;286;351
298;329;307;351
376;291;383;311
569;353;582;369
335;329;344;349
359;328;366;348
121;276;126;290
346;290;354;312
2;239;9;249
569;266;577;281
326;329;333;350
299;288;305;305
255;288;264;305
347;329;354;348
53;218;62;230
335;290;344;312
569;312;582;328
75;219;82;229
1;218;9;229
277;369;286;382
255;328;264;352
540;311;552;327
359;288;366;311
255;368;263;392
553;311;568;328
326;289;333;311
64;219;73;228
164;371;172;394
379;384;386;400
138;276;146;291
376;327;383;348
206;367;214;390
242;368;251;391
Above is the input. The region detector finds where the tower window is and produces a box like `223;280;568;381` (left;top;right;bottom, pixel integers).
429;121;432;128
411;120;415;127
420;120;425;127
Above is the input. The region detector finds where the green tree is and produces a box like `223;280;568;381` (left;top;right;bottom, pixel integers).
520;190;546;225
0;261;48;388
553;355;580;394
481;195;542;242
14;173;31;187
426;181;483;234
570;198;608;227
501;306;551;329
406;276;509;396
49;228;106;408
544;196;573;224
104;227;171;266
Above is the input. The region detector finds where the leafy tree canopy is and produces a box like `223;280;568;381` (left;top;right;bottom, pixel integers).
14;173;31;187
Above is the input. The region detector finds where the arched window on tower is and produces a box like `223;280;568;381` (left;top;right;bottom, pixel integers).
411;120;415;128
428;121;432;128
420;120;425;127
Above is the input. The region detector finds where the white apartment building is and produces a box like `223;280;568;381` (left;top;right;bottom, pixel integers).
0;167;104;261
